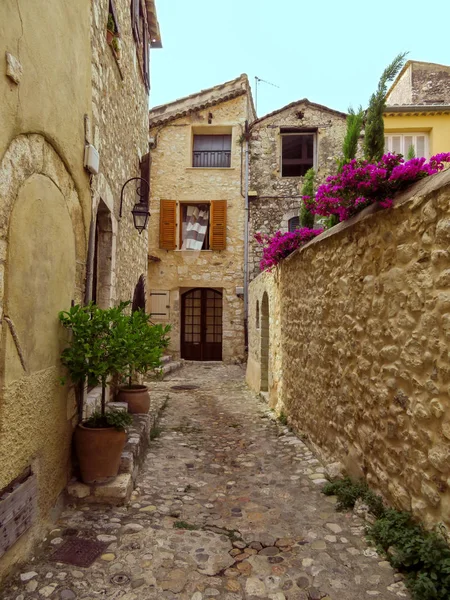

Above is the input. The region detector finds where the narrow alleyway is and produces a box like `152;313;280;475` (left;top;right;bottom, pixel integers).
3;364;408;600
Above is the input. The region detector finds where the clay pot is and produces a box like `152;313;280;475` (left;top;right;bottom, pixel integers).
74;423;126;484
117;385;150;414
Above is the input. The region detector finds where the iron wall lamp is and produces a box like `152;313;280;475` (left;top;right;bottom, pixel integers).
119;177;150;234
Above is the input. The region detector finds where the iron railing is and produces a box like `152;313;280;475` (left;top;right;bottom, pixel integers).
192;150;231;168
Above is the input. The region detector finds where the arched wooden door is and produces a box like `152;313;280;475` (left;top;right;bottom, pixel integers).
181;288;222;361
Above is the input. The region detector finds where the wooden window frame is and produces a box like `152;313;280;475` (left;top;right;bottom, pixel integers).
384;133;429;159
131;0;140;43
179;202;211;251
280;132;316;178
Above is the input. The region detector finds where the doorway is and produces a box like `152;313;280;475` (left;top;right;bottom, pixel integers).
260;292;269;391
181;288;222;361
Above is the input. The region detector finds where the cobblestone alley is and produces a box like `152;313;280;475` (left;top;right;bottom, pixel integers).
3;363;409;600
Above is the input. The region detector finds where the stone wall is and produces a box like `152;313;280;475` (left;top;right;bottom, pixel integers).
247;169;450;529
248;101;347;279
148;95;250;363
90;0;151;306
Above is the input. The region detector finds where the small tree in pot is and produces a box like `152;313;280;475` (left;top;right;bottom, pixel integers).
117;310;171;414
59;302;133;484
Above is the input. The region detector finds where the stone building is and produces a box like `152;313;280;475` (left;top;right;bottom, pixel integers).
147;75;255;363
0;0;160;580
384;60;450;158
248;100;347;279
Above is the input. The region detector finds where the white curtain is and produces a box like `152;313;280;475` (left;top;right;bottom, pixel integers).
181;205;209;250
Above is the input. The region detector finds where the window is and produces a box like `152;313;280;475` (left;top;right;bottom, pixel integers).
256;300;260;329
281;134;315;177
193;135;231;168
159;200;227;251
180;204;210;250
384;133;428;158
288;216;300;232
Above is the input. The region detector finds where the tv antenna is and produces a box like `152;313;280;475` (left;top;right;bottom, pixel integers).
255;76;280;114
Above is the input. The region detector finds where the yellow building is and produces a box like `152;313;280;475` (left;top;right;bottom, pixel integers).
147;76;255;363
0;0;160;581
384;60;450;158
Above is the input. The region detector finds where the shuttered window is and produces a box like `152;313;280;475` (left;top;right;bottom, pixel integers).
159;200;227;251
149;290;170;319
159;200;177;250
210;200;227;250
131;0;140;42
384;133;429;158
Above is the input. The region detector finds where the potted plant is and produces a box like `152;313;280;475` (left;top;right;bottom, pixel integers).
116;310;170;414
106;14;116;44
59;302;133;484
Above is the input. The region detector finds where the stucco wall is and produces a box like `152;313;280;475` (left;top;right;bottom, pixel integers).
0;0;91;579
247;169;450;529
147;95;250;362
384;113;450;157
248;103;347;279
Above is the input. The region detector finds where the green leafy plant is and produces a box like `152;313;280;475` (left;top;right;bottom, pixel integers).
107;13;116;33
407;144;416;159
111;36;120;55
84;409;132;431
59;302;131;426
364;52;408;161
299;168;316;229
323;477;450;599
173;520;199;530
120;310;171;388
278;411;288;426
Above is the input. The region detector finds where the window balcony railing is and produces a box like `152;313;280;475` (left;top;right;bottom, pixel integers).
192;150;231;168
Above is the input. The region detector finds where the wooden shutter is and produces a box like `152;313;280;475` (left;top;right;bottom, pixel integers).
210;200;227;250
131;0;140;42
109;0;121;36
149;290;170;319
159;200;177;250
143;25;149;90
139;153;150;203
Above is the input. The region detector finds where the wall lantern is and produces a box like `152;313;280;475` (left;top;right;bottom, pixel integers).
119;177;150;234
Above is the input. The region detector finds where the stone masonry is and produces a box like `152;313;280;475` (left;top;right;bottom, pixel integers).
248;100;347;279
1;363;409;600
247;169;450;530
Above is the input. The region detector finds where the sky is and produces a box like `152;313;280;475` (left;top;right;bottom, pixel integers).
149;0;449;118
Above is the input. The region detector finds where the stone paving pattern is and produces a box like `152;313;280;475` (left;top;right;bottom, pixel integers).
3;363;409;599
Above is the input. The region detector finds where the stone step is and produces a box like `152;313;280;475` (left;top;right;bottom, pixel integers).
160;359;183;378
160;354;172;364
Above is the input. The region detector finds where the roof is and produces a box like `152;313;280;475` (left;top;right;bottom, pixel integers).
384;104;450;115
386;60;450;101
149;74;251;126
146;0;162;48
252;98;347;126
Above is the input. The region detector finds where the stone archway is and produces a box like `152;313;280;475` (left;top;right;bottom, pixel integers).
92;199;114;309
260;292;269;392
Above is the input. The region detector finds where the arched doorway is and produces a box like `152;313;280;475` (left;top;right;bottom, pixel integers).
181;288;222;361
260;292;269;391
92;199;113;308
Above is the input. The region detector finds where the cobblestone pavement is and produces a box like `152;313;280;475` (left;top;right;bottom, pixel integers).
4;363;409;600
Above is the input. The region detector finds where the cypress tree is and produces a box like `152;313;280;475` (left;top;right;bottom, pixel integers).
364;52;408;162
300;168;316;229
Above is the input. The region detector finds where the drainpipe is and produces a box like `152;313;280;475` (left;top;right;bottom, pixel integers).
243;120;250;350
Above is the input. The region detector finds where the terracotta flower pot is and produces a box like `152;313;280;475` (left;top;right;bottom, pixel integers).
117;385;150;414
74;423;126;484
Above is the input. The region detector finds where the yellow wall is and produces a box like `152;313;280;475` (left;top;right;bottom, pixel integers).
384;113;450;156
0;0;91;580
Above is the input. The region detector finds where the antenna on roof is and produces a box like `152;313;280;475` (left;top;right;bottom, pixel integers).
255;76;280;115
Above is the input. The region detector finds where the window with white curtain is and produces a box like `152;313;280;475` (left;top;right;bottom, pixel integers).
384;133;429;158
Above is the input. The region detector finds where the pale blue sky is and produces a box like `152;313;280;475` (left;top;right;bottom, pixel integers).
149;0;449;118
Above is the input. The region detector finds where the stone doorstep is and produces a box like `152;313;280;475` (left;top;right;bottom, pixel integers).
66;401;163;506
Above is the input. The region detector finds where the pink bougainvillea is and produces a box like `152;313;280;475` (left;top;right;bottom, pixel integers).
303;152;450;222
255;227;323;271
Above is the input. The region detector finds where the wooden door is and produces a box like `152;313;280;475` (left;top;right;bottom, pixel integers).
181;288;222;361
